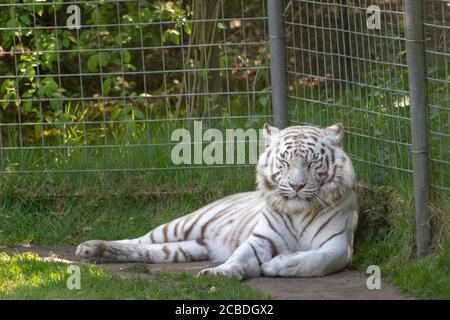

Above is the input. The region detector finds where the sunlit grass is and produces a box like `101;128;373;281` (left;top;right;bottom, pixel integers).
0;252;269;300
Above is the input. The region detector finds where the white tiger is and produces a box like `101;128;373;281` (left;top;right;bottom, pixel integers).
76;123;358;279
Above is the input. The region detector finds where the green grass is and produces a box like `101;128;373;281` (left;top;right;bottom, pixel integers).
0;166;256;245
0;166;271;300
351;184;450;299
1;177;449;299
121;263;151;274
389;247;450;299
0;252;269;300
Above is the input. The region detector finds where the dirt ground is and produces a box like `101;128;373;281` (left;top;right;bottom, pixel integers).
2;245;413;300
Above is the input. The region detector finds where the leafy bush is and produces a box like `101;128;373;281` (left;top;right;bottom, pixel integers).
0;0;270;145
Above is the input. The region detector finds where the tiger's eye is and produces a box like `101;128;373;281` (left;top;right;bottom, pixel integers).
280;159;289;167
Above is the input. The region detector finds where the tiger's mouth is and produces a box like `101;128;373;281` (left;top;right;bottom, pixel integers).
282;193;312;202
277;184;319;202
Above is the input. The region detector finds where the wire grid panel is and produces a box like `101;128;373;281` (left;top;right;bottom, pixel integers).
285;0;412;184
424;0;450;194
0;0;271;174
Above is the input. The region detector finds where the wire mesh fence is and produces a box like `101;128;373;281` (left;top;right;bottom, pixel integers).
285;0;449;200
424;0;450;194
285;0;412;186
0;0;449;199
0;0;271;174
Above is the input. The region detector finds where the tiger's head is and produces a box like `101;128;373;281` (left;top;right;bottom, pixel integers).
257;123;355;213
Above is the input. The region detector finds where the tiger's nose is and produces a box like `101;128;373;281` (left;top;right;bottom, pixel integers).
289;183;306;192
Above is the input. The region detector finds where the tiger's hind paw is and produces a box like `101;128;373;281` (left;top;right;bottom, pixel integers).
75;240;108;263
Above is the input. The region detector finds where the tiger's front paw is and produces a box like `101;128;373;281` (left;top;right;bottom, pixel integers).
261;258;282;277
197;264;244;280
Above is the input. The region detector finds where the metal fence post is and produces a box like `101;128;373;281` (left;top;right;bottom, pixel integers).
267;0;288;129
405;0;431;258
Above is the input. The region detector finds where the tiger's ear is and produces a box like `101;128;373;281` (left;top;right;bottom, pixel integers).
263;123;280;147
324;123;344;145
